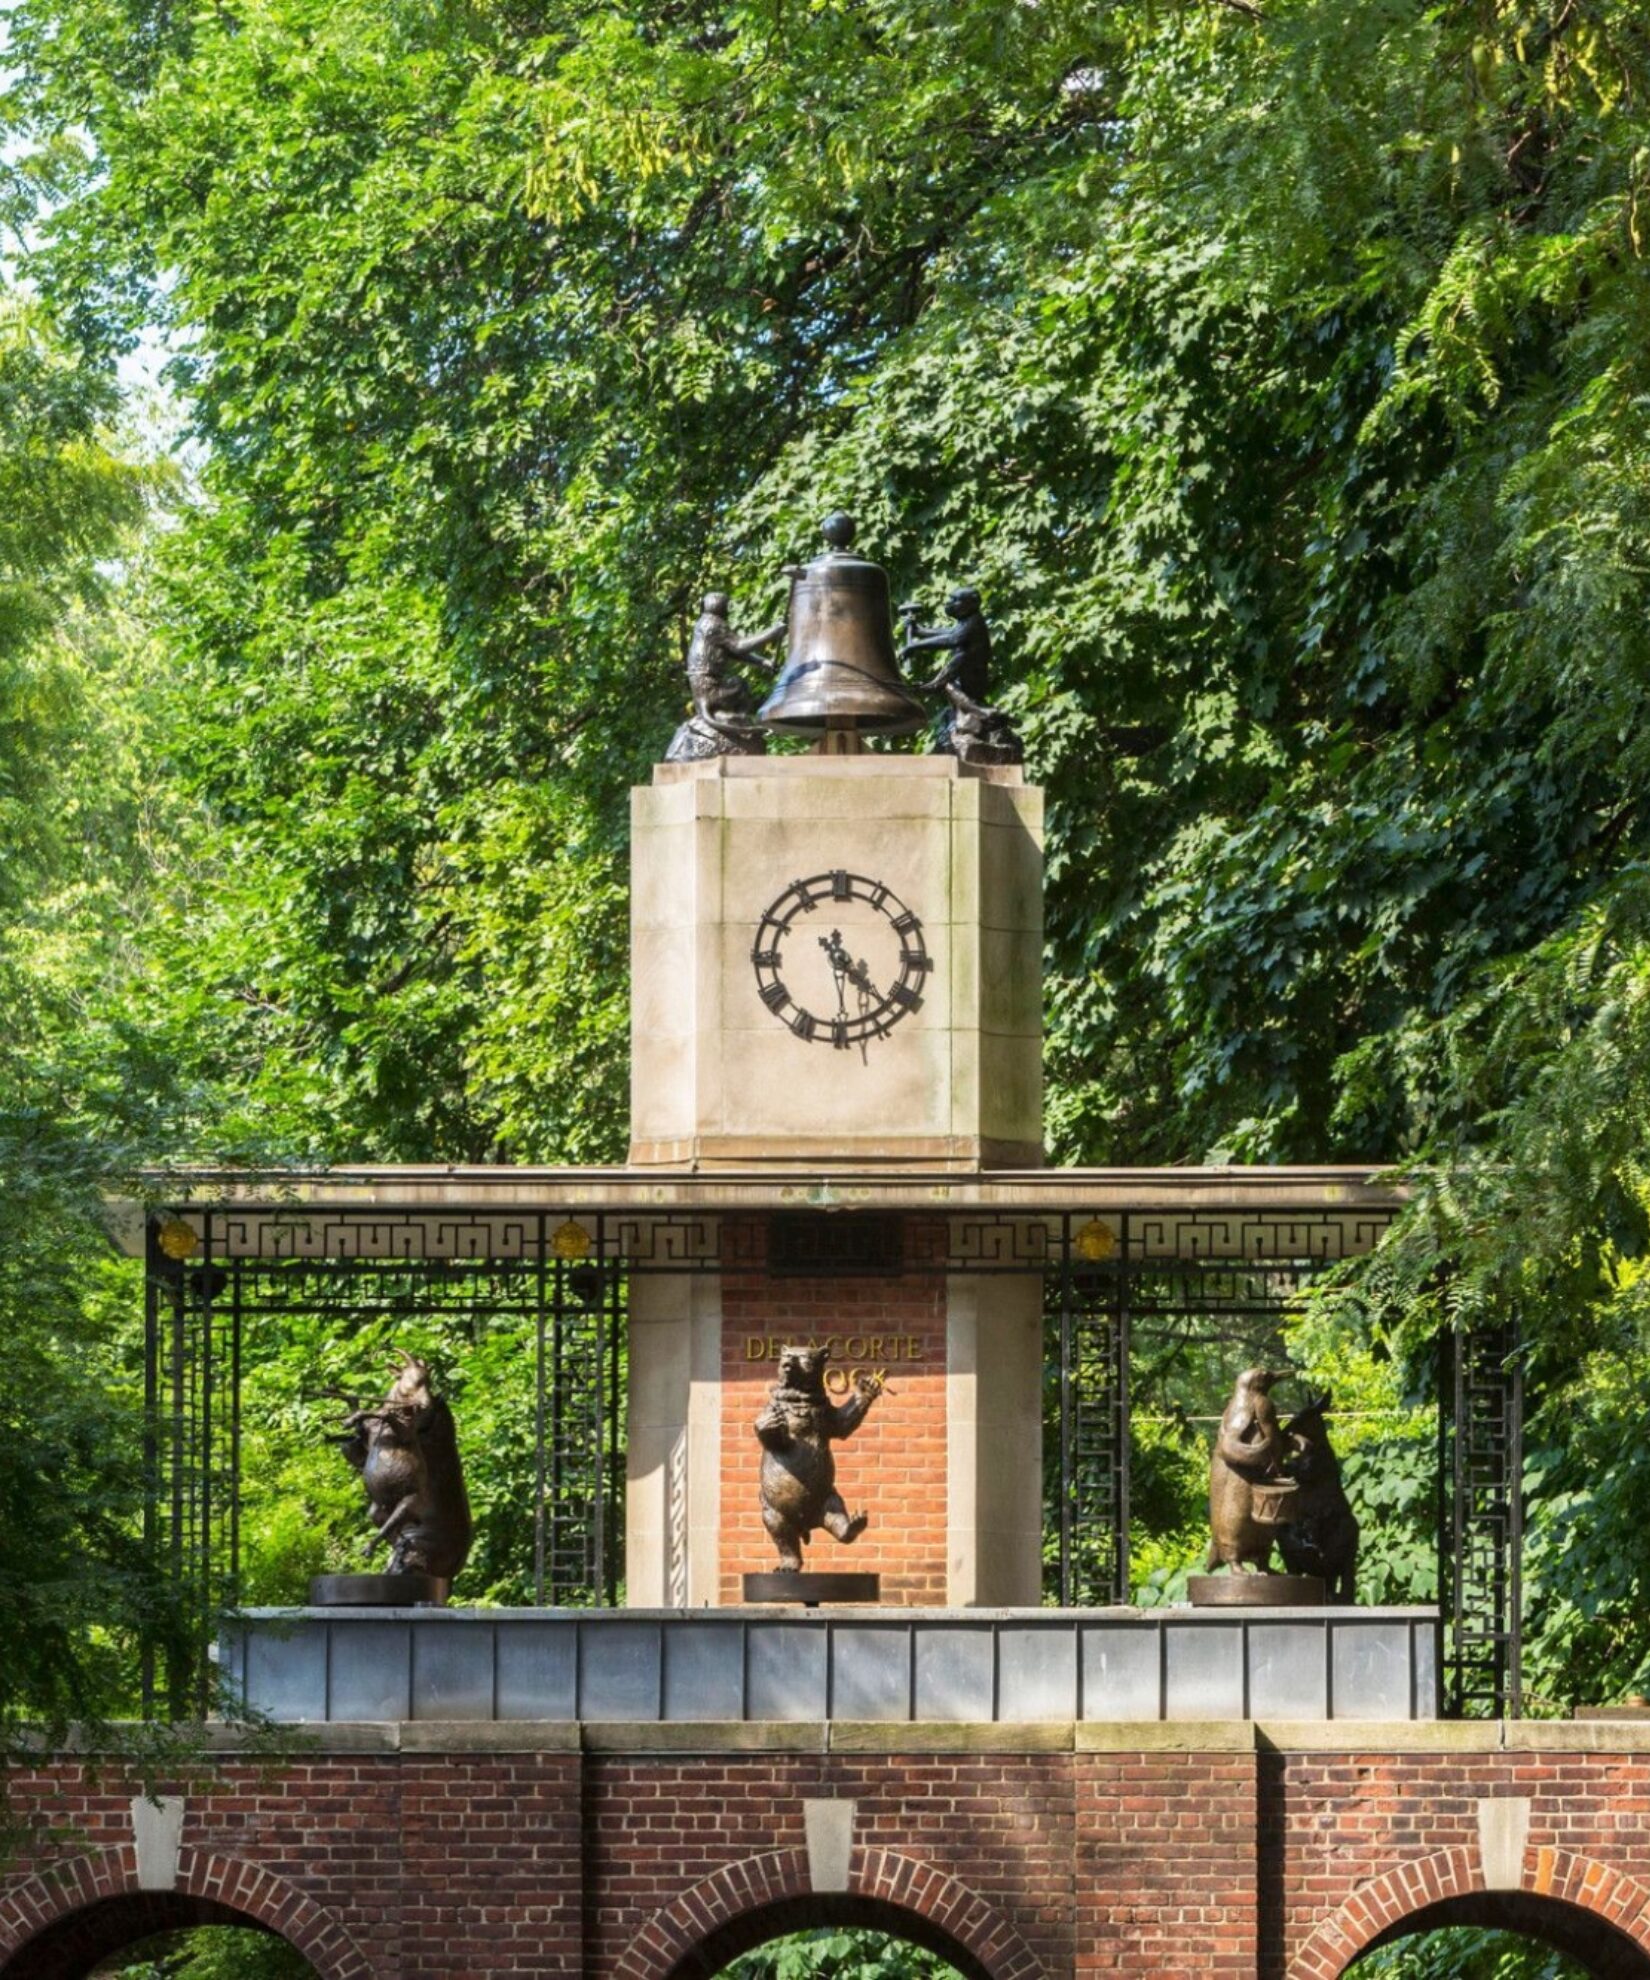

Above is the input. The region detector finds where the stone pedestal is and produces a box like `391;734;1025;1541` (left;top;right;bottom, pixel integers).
625;751;1046;1608
629;754;1043;1171
226;1604;1443;1721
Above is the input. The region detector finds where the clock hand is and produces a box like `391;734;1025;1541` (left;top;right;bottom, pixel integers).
819;928;882;1007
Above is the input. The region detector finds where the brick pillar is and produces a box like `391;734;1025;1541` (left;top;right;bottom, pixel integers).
400;1749;584;1976
1076;1730;1260;1976
719;1218;949;1605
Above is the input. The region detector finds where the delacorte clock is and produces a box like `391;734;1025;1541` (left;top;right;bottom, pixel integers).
751;870;933;1053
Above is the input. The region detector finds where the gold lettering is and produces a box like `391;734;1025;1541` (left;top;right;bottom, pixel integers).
740;1332;929;1376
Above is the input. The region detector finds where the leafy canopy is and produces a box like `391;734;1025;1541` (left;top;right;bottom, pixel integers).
8;0;1650;1712
0;287;184;1771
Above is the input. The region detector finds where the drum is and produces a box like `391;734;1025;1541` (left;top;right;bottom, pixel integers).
1250;1479;1300;1527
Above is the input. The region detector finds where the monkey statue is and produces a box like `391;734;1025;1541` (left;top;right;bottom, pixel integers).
664;591;786;761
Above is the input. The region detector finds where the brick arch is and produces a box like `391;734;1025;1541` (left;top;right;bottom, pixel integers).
1289;1846;1650;1979
614;1844;1046;1980
0;1843;376;1980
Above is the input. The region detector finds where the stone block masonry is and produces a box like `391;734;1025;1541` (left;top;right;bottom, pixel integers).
627;754;1044;1172
11;1725;1650;1978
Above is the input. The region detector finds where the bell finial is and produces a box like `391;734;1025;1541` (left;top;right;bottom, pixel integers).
756;515;926;741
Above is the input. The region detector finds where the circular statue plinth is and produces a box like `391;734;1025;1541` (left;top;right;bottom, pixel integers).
1186;1572;1325;1608
309;1572;450;1608
743;1572;881;1607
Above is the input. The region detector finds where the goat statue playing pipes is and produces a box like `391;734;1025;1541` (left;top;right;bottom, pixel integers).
330;1349;473;1589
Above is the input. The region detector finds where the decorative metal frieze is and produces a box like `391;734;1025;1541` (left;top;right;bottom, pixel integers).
153;1202;1396;1274
1118;1211;1397;1265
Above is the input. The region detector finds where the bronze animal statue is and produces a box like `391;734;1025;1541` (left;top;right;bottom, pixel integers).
899;587;1023;764
333;1350;473;1583
1207;1366;1288;1572
1276;1392;1360;1603
901;587;992;720
755;1344;882;1572
664;591;786;761
940;681;1023;767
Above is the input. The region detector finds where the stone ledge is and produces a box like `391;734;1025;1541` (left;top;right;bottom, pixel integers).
115;1165;1408;1239
398;1721;582;1753
1504;1720;1650;1752
831;1722;1076;1753
1078;1721;1258;1752
581;1721;827;1754
22;1717;1650;1757
1257;1720;1502;1753
232;1603;1442;1623
651;755;1024;785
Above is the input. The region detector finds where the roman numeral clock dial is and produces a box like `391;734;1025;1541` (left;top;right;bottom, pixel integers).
750;870;933;1057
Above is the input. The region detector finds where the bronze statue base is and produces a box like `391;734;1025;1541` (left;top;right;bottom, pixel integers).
309;1572;451;1607
743;1572;881;1607
1186;1572;1326;1607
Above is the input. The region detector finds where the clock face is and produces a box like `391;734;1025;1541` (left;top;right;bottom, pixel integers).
751;870;932;1052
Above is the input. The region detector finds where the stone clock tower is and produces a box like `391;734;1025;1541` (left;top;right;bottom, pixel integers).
625;520;1046;1608
629;753;1042;1171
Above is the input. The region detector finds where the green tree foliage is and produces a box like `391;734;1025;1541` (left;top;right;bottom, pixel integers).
90;1918;957;1977
100;1927;316;1979
1353;1927;1586;1979
721;1929;960;1980
8;0;1648;1160
0;287;182;1763
7;0;1650;1717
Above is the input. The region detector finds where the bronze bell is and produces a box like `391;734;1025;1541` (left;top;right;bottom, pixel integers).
757;513;926;741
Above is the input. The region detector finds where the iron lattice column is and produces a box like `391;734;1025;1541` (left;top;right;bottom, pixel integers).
1440;1314;1524;1718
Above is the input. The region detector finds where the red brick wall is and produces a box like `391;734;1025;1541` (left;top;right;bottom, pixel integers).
718;1219;949;1604
0;1753;583;1980
1270;1748;1650;1978
587;1753;1074;1978
1079;1748;1258;1974
10;1739;1650;1978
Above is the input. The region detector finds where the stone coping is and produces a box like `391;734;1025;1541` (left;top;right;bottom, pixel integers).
111;1163;1405;1237
107;1166;1409;1256
23;1719;1650;1756
651;755;1024;785
233;1604;1442;1624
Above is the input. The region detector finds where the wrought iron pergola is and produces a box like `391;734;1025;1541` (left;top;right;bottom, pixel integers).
118;1166;1522;1720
